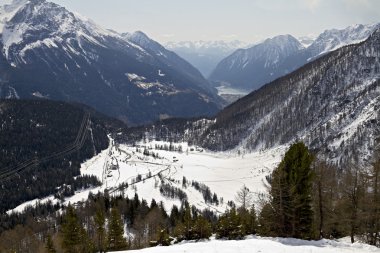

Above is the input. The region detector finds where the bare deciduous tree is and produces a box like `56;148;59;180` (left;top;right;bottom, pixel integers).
235;185;253;210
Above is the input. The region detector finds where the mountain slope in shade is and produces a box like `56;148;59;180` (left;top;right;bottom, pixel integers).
0;99;126;213
0;0;222;125
165;40;249;78
126;28;380;167
209;35;304;91
123;32;219;96
211;23;380;92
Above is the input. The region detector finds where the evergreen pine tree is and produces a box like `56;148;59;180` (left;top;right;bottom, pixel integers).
240;204;257;235
183;204;193;240
107;208;128;251
267;142;314;239
94;208;106;252
193;216;212;240
216;207;244;239
61;205;87;253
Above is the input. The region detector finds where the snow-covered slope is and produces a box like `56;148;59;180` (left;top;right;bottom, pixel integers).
0;0;27;32
209;35;304;91
7;139;285;215
165;40;249;78
307;23;380;60
112;236;379;253
0;0;221;125
298;35;316;48
207;28;380;166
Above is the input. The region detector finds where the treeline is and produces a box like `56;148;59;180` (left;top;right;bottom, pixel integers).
258;142;380;246
0;192;221;252
0;186;258;253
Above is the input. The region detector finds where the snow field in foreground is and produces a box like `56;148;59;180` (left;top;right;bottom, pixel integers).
111;236;380;253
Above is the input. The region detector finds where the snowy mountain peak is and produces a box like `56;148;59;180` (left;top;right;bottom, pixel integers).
1;0;124;64
308;22;380;57
260;34;304;51
2;0;30;9
0;0;28;32
210;23;380;92
298;35;316;48
209;34;304;90
264;34;304;50
0;0;221;124
122;31;156;49
125;30;149;40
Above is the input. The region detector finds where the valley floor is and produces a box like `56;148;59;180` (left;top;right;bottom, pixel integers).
111;236;380;253
7;140;286;214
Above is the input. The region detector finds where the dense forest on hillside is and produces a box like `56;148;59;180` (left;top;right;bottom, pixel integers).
0;99;126;213
0;143;379;252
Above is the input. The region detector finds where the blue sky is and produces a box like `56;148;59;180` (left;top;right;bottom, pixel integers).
51;0;380;43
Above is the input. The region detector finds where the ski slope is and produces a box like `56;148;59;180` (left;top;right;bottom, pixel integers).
111;236;380;253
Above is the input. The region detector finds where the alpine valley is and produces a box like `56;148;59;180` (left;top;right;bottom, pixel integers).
0;0;380;252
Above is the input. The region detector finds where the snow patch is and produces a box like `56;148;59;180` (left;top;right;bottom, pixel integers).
111;235;380;253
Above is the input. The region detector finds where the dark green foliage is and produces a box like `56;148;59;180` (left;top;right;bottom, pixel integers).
192;216;212;240
107;208;128;251
264;142;314;239
239;205;257;235
216;207;245;240
94;208;106;252
258;203;276;236
61;205;94;253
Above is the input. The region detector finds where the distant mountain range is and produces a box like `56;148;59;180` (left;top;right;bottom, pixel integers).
210;23;380;92
0;0;222;125
165;40;250;78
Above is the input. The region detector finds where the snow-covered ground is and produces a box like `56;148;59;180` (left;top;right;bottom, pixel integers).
8;139;286;214
111;236;380;253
